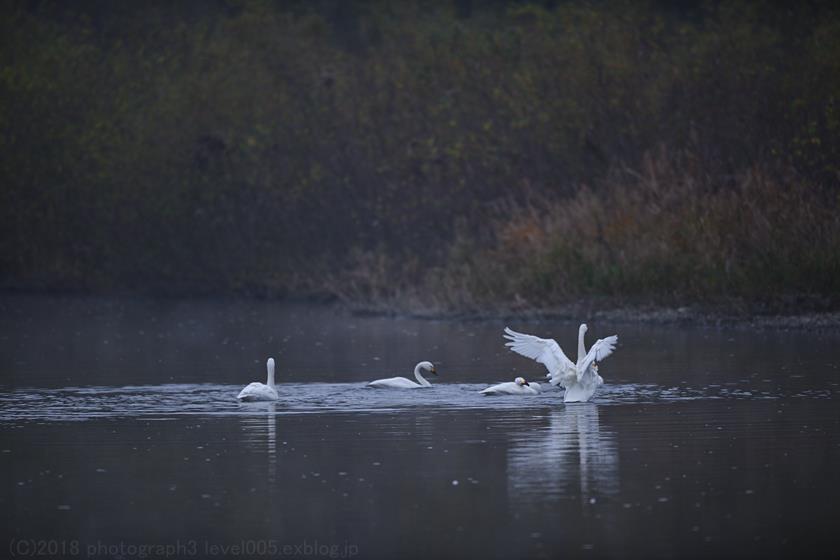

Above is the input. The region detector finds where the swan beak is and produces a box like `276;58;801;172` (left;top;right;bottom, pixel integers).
430;367;437;375
523;381;530;386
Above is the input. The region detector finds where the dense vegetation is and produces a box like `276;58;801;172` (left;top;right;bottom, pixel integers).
1;1;839;312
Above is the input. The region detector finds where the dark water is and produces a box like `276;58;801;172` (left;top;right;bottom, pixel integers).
1;295;839;559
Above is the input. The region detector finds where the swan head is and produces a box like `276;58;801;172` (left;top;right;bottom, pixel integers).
417;361;437;375
579;323;588;334
267;357;275;371
515;376;530;386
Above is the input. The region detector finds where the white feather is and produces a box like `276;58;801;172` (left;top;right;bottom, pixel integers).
503;327;576;387
368;361;437;389
503;325;618;403
237;358;279;402
480;376;541;396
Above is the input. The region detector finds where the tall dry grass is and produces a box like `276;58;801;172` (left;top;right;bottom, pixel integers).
333;149;840;312
467;150;839;307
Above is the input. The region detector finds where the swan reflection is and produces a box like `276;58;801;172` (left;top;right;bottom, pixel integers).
238;403;278;483
507;404;618;503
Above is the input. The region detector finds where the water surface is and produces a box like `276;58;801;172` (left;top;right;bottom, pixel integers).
1;295;839;558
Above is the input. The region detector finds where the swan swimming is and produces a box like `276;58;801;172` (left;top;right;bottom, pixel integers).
503;324;618;403
237;357;279;401
480;376;541;396
368;361;437;389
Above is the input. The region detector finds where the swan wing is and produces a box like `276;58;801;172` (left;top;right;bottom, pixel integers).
578;335;618;378
480;381;538;395
480;382;514;395
238;382;278;401
368;377;420;389
503;327;575;386
552;369;578;388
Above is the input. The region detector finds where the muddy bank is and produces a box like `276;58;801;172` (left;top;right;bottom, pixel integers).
345;297;840;332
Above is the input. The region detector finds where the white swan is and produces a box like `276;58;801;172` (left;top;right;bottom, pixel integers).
368;361;437;389
480;376;541;396
237;357;279;401
503;324;617;403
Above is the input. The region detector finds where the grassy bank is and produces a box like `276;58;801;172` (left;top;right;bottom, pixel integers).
334;149;840;312
1;1;839;311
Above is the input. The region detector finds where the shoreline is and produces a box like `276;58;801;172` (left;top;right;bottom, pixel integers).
345;301;840;332
3;288;839;332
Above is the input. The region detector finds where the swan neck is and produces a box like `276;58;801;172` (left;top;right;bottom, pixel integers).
414;364;430;387
266;361;276;388
577;326;587;363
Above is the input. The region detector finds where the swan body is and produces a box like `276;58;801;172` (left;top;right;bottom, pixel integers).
238;358;279;401
480;376;541;396
368;361;437;389
503;324;617;403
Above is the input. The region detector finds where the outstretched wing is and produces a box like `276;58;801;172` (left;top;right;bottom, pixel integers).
503;327;575;386
578;334;618;378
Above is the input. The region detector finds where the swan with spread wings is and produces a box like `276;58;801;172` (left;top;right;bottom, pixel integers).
502;324;617;403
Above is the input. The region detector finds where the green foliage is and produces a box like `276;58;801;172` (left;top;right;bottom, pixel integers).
0;0;838;308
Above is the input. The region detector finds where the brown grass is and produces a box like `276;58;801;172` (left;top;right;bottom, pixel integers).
330;149;840;313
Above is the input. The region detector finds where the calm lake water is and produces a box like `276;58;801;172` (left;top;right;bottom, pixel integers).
1;295;839;559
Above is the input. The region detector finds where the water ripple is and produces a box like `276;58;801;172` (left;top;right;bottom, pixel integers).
0;381;832;422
